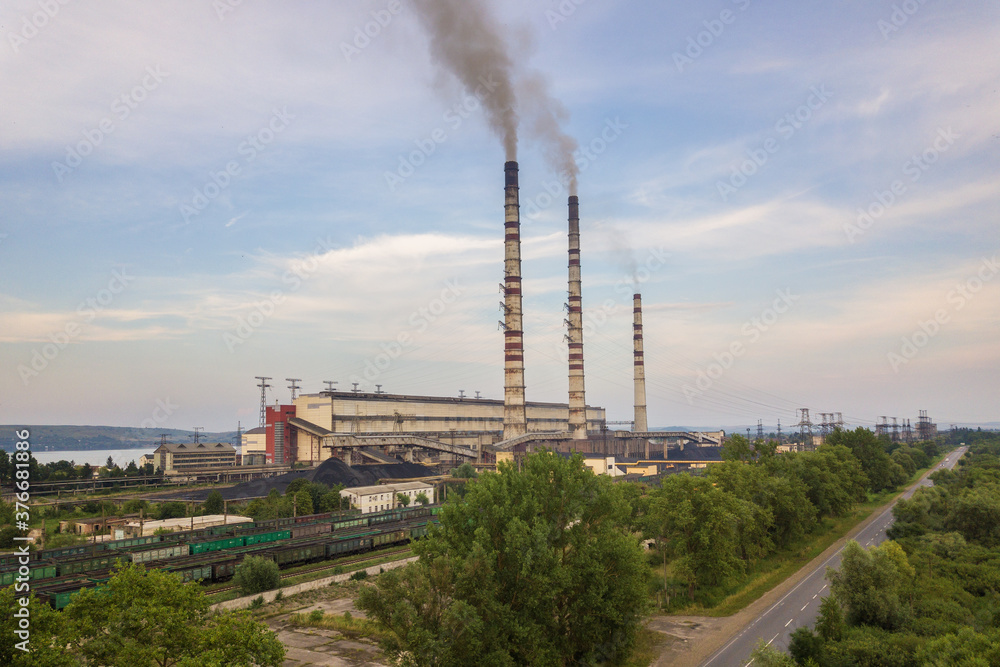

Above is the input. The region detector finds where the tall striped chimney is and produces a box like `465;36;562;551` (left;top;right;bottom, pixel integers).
633;293;648;433
503;161;527;440
567;196;587;439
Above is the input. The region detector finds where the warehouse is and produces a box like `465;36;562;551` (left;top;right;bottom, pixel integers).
341;481;435;514
153;442;238;474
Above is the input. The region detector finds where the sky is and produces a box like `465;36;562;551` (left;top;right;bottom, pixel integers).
1;0;998;434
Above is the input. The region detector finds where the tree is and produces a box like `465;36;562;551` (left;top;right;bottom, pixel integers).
294;489;313;516
396;493;411;507
0;588;74;666
646;473;746;598
62;562;284;666
358;451;648;666
450;461;478;479
123;498;150;515
828;540;910;629
105;455;116;470
203;490;224;515
156;501;187;520
124;460;140;476
233;555;281;595
815;595;845;641
826;427;896;493
414;491;430;506
721;433;755;462
80;462;93;480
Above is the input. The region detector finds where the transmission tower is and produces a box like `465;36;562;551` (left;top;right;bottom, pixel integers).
191;427;204;444
757;419;764;441
776;419;782;445
323;380;338;392
159;433;169;446
876;416;889;438
255;376;272;427
835;412;844;430
796;408;813;451
286;378;302;402
891;417;900;442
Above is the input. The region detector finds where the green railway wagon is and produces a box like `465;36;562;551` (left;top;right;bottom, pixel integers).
57;554;124;577
98;535;161;552
38;544;96;561
190;536;245;555
0;563;57;586
243;529;291;546
172;562;214;583
372;529;408;548
271;541;326;567
331;516;368;531
130;543;189;564
326;535;371;557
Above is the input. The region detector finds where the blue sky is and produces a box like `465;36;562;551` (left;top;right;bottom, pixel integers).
2;0;998;433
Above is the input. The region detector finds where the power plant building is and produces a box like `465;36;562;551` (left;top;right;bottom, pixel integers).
264;391;606;465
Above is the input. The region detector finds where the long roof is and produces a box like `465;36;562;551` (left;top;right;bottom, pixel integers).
154;442;236;454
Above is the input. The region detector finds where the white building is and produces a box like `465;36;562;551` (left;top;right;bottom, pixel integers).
342;481;434;514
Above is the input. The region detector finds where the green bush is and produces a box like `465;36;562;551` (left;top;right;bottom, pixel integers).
349;570;369;581
233;556;281;595
308;609;324;622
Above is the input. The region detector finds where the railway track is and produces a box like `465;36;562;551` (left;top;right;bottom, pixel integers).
208;546;413;596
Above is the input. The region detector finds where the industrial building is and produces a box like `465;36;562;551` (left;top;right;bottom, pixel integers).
341;481;435;514
153;442;238;475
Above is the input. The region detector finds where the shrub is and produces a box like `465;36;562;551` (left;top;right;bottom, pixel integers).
308;609;324;622
249;595;264;609
233;556;281;595
349;570;369;581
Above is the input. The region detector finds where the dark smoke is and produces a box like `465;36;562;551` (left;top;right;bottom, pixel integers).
412;0;519;159
413;0;579;187
520;72;580;195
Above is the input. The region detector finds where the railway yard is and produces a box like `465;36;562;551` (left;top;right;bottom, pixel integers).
2;505;439;610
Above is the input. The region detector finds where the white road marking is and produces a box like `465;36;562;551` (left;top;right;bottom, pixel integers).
785;618;793;627
801;603;808;611
812;594;817;599
768;633;779;645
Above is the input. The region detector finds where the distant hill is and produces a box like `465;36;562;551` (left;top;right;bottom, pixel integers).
0;426;238;452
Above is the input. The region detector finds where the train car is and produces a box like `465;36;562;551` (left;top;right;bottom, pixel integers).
372;528;409;548
0;562;57;586
243;529;291;546
290;522;331;540
170;559;215;584
95;534;162;552
270;539;327;567
252;516;296;531
326;533;372;558
57;553;127;577
129;543;189;565
189;536;245;555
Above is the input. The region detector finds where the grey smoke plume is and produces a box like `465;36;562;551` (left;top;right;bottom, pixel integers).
412;0;519;160
520;72;580;195
413;0;579;188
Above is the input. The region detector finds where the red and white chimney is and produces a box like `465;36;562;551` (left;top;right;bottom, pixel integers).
633;293;648;433
502;161;527;440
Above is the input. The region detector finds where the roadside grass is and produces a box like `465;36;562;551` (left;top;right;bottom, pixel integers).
658;452;947;617
623;627;667;667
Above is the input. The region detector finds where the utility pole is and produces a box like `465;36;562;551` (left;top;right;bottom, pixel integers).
323;380;337;392
255;376;272;427
286;378;301;402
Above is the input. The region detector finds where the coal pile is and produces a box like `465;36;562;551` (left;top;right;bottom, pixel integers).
160;458;438;501
664;444;723;461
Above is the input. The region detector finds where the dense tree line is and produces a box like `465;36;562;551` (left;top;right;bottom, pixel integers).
241;478;346;521
357;451;648;666
0;562;284;666
0;451;155;483
643;430;940;607
771;434;1000;666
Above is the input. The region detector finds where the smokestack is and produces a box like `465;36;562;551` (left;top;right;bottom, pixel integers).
503;161;527;440
633;293;648;433
567;196;587;440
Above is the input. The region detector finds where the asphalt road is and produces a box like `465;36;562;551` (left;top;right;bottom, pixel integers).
702;446;967;666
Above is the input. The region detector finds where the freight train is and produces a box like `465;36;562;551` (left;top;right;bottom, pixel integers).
1;505;438;609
